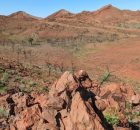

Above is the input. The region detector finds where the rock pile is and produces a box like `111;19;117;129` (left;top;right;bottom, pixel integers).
0;70;140;130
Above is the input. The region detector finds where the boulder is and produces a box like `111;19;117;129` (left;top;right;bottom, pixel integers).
41;107;57;125
49;71;77;97
14;104;41;129
33;93;48;108
0;70;139;130
11;92;35;115
95;99;107;111
130;94;140;105
75;70;92;88
61;92;105;130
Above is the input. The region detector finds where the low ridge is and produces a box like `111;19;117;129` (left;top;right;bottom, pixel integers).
8;11;41;20
46;9;74;20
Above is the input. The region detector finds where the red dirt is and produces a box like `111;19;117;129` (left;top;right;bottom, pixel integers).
81;38;140;81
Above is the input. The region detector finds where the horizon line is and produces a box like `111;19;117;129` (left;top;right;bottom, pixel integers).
0;4;140;18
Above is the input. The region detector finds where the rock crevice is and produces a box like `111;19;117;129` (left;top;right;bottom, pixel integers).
0;70;140;130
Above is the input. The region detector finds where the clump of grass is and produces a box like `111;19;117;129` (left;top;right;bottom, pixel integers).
20;86;32;93
124;101;140;124
0;81;7;94
41;86;49;92
125;101;133;109
29;81;37;87
36;86;49;93
1;72;9;83
125;110;140;124
104;113;119;126
0;107;8;118
0;72;9;94
98;70;111;85
0;87;7;94
14;75;21;82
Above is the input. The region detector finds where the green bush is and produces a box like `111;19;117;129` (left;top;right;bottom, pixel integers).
105;113;119;126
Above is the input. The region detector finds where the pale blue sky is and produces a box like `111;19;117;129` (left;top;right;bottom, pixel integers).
0;0;140;17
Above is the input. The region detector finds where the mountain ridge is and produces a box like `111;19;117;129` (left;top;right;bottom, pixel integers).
8;11;42;20
0;4;140;42
0;4;139;19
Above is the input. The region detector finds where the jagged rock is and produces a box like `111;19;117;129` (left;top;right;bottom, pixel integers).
108;96;120;110
11;92;28;114
114;127;131;130
41;107;57;126
131;117;140;126
10;124;17;130
61;92;105;130
33;93;48;108
0;95;9;114
14;104;41;129
130;94;140;105
95;99;107;111
32;119;58;130
0;70;139;130
47;96;65;110
50;71;77;97
118;112;129;127
50;70;92;97
75;70;92;88
100;83;138;113
12;92;34;114
100;83;135;100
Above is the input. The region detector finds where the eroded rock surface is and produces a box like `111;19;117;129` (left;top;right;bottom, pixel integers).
0;70;140;130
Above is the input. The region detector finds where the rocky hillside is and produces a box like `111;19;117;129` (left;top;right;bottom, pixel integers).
8;11;42;20
0;5;140;43
0;59;140;130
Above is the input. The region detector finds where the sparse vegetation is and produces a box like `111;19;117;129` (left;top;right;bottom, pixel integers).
0;84;7;94
124;101;140;125
1;72;9;83
118;22;140;29
0;107;8;118
0;4;140;130
104;113;119;126
37;86;49;93
125;101;133;109
125;110;140;124
98;68;111;85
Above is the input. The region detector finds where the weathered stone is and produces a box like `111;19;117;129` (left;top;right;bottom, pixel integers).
14;104;41;129
62;92;105;130
130;94;140;105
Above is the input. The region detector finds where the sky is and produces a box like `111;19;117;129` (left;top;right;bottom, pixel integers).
0;0;140;18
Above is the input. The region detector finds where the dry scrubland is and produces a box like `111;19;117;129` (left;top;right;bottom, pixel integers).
1;37;140;93
0;4;140;130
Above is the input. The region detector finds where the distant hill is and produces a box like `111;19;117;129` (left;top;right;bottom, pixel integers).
46;9;74;20
0;5;140;43
8;11;42;20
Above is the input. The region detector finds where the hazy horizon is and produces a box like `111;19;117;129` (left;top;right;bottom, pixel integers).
0;0;140;18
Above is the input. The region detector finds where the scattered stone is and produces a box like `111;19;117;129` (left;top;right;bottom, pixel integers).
130;94;140;105
0;70;139;130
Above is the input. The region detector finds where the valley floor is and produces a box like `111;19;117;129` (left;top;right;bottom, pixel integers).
0;37;140;93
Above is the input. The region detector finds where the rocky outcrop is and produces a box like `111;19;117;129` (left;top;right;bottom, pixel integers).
61;92;105;130
0;70;140;130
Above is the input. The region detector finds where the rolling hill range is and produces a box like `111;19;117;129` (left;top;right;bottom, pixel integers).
0;4;140;43
0;4;140;130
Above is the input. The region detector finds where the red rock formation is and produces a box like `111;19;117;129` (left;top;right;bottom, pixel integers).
0;70;140;129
